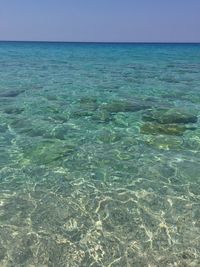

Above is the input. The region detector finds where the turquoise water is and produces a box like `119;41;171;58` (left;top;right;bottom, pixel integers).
0;42;200;266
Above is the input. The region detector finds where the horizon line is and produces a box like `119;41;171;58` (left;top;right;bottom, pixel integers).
0;40;200;44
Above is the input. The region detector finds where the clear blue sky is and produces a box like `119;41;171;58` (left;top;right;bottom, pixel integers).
0;0;199;42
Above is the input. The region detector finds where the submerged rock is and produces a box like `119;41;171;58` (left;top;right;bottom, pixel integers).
4;106;24;114
79;96;97;104
0;244;6;261
23;140;76;165
161;91;189;101
140;122;196;136
0;124;8;133
159;76;180;83
144;135;183;150
22;126;49;137
102;100;151;113
92;110;113;123
143;108;198;124
71;110;94;118
98;129;122;143
11;117;32;129
46;94;59;101
71;97;99;118
114;113;129;127
51;113;69;122
79;96;99;111
0;90;25;97
45;125;69;140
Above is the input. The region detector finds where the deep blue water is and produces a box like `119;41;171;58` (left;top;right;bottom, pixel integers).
0;42;200;266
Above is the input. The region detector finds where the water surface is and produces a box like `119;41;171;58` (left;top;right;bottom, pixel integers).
0;42;200;266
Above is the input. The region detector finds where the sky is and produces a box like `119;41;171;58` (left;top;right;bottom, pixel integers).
0;0;200;42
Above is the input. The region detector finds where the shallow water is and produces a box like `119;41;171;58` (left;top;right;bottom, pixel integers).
0;42;200;266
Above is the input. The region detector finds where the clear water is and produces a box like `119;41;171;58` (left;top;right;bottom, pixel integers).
0;42;200;266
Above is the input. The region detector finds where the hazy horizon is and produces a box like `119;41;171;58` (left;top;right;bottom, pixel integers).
0;40;200;44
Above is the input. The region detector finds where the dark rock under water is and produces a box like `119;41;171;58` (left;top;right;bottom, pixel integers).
102;100;151;113
91;110;113;123
0;90;25;98
140;122;196;136
143;108;198;124
79;96;99;111
22;140;76;165
4;106;24;115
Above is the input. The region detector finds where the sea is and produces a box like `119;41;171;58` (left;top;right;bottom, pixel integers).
0;42;200;266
